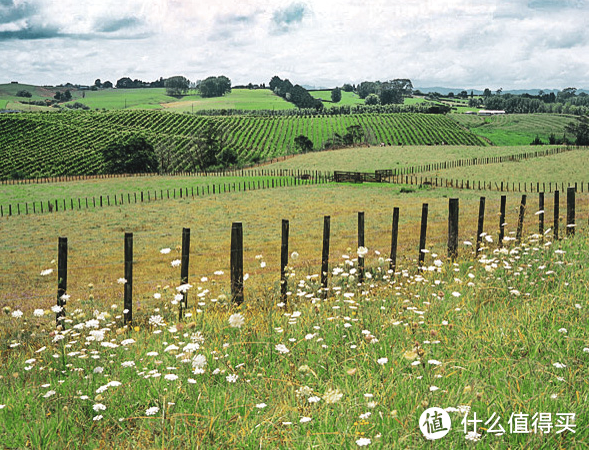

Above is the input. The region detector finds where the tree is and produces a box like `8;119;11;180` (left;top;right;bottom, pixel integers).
116;77;134;89
365;93;380;105
16;90;32;98
483;88;492;98
185;121;236;170
342;84;354;92
331;87;342;103
294;135;313;153
100;136;157;174
165;76;190;96
565;116;589;146
94;79;102;88
198;76;232;98
102;80;113;89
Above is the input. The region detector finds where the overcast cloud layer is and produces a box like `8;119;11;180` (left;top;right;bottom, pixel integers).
0;0;587;89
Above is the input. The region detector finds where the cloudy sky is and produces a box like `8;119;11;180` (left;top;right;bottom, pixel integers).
0;0;587;90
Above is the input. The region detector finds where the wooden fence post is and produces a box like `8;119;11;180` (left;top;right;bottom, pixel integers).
554;190;560;240
418;204;428;266
516;195;526;243
179;228;190;320
499;195;507;247
358;212;365;283
476;197;485;254
124;233;133;325
321;216;331;299
390;207;399;273
448;198;459;260
281;219;289;303
230;222;244;305
539;192;544;237
57;237;67;327
567;186;575;236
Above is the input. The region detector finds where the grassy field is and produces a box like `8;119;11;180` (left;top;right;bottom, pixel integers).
418;148;589;185
260;145;547;172
309;90;365;107
452;113;574;146
1;178;588;448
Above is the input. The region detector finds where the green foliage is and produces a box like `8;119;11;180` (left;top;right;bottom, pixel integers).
294;135;314;153
198;76;232;98
15;90;32;98
100;135;157;174
331;87;342;103
565;116;589;145
365;93;380;105
165;76;190;97
184;120;236;170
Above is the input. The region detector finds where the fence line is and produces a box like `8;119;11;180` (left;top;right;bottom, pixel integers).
0;173;329;218
50;191;583;328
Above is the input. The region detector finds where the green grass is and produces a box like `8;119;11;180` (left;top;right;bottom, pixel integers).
309;90;365;107
0;181;588;448
420;148;589;185
452;114;574;146
164;89;297;112
260;145;541;173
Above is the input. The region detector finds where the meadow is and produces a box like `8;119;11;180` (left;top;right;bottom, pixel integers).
1;177;588;448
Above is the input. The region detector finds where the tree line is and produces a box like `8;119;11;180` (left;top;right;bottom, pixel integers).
269;76;324;110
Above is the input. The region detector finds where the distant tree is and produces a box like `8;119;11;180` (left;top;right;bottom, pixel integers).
94;79;102;88
16;90;32;98
294;135;313;153
496;87;503;96
100;136;157;174
165;76;190;96
154;137;177;173
198;76;232;98
63;90;72;101
269;76;282;92
116;77;134;89
331;87;342;103
565;116;589;146
342;84;354;92
365;93;380;105
458;90;468;99
357;81;378;99
483;88;492;98
447;92;455;98
185;121;235;170
102;80;113;89
343;125;364;145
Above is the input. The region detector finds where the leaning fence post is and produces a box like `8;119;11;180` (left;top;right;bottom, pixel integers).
554;190;560;240
321;216;331;299
390;207;399;273
476;197;486;254
281;219;289;303
418;204;428;266
567;186;575;237
179;228;190;320
448;198;459;260
516;195;527;243
499;195;507;247
124;233;133;325
57;237;67;327
230;222;244;305
358;212;365;283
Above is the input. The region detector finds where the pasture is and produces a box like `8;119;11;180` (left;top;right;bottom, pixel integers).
1;179;588;448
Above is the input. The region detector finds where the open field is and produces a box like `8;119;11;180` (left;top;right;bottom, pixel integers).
419;148;589;185
1;179;588;448
260;145;553;172
452;113;574;146
308;90;364;107
0;111;486;179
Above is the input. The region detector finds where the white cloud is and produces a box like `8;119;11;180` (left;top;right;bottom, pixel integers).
0;0;587;89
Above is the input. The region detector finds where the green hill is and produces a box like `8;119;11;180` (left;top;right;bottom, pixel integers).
0;110;487;178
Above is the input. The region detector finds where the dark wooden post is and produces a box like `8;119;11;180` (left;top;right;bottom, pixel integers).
567;186;575;236
230;222;244;305
476;197;485;254
554;190;560;240
418;204;428;266
321;216;331;299
281;219;289;303
448;198;459;260
499;195;507;247
358;212;365;283
539;192;544;237
179;228;190;320
390;207;399;272
124;233;133;325
516;195;526;243
57;237;67;327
